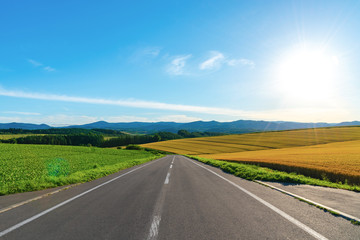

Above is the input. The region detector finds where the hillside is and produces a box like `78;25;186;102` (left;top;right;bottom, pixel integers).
1;120;360;133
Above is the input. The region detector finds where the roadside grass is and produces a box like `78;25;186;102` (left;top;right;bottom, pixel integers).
0;143;162;195
186;155;360;192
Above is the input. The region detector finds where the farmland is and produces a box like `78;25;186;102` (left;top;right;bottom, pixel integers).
0;143;161;195
143;127;360;154
143;127;360;184
199;140;360;184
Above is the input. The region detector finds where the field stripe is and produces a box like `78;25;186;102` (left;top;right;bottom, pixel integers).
185;156;329;240
0;157;164;238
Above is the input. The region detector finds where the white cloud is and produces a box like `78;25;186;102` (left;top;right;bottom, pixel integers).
199;51;255;71
0;87;355;123
129;47;162;64
143;47;161;57
43;66;56;72
27;59;56;72
166;54;192;75
28;59;43;67
0;87;248;117
227;58;255;68
3;111;41;116
199;51;225;70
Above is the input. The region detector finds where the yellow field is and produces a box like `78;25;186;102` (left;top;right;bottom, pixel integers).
199;140;360;179
143;127;360;154
142;127;360;183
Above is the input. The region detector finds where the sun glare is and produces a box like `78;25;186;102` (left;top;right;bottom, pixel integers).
276;47;339;104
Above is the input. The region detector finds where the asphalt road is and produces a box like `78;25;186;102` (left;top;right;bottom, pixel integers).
0;155;359;240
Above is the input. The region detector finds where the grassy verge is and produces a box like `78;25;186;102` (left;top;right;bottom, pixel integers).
0;143;163;195
187;155;360;192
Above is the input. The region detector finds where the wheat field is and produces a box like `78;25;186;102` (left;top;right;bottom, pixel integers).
142;127;360;183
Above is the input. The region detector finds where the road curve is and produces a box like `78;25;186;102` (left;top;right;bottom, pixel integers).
0;155;359;240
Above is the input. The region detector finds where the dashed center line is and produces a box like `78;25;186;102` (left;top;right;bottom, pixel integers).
147;215;161;240
164;173;170;184
147;156;174;240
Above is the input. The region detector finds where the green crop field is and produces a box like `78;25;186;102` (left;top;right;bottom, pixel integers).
0;143;161;195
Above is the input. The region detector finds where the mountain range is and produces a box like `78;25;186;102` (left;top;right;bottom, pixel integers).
1;120;360;134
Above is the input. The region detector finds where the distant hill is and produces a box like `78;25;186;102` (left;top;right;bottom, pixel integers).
0;122;51;130
0;120;359;133
65;120;336;133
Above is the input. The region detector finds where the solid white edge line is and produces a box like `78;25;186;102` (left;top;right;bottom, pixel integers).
255;180;360;223
185;157;329;240
164;173;170;184
0;157;164;238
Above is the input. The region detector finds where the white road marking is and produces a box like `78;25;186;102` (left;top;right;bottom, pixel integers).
147;156;173;240
185;157;329;240
0;158;163;238
164;173;170;184
147;215;161;240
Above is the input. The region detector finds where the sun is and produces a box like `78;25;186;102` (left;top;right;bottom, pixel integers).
275;47;339;104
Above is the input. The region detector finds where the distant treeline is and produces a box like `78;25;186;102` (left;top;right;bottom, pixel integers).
0;129;225;147
2;133;104;146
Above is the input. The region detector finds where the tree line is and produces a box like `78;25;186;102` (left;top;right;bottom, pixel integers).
0;129;225;147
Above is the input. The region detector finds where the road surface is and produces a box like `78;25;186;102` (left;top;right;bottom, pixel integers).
0;155;359;239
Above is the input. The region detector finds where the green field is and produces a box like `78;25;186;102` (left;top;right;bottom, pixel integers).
0;143;161;195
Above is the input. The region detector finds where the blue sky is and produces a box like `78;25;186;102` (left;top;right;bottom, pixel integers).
1;0;360;126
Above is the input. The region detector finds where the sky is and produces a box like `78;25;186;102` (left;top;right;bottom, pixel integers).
1;0;360;126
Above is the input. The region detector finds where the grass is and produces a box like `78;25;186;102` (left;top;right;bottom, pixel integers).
187;155;360;192
0;143;162;195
